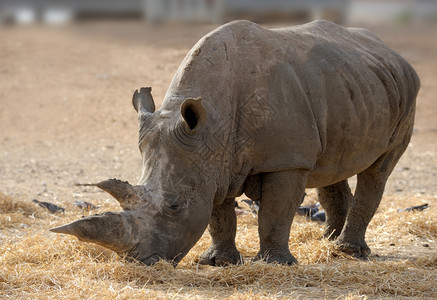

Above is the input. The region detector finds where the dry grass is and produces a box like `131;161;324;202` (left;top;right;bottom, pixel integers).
1;191;436;299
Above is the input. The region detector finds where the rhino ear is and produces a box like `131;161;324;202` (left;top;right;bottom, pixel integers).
180;97;207;133
132;87;155;114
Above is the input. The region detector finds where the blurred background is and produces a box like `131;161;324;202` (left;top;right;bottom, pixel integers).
0;0;436;199
1;0;436;25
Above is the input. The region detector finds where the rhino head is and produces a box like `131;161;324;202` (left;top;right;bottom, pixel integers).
51;87;220;266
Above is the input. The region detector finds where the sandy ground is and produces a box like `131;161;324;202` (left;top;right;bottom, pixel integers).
0;20;436;263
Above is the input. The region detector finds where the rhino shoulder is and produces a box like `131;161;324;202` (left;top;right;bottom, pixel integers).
218;19;263;33
347;26;383;43
306;19;339;29
303;19;349;35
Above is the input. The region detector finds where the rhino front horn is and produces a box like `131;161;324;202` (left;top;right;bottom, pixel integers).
50;212;136;253
50;222;78;235
97;179;139;210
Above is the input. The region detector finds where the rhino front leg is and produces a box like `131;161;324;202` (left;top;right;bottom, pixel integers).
317;180;352;240
254;170;307;265
198;197;242;266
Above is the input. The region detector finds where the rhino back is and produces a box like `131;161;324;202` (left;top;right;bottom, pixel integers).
289;20;420;186
162;20;419;188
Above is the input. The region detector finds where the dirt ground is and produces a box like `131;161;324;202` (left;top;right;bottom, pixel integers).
0;20;436;298
0;21;436;198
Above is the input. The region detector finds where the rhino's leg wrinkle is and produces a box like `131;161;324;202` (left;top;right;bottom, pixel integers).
317;180;352;240
336;137;411;259
254;170;307;265
198;197;242;266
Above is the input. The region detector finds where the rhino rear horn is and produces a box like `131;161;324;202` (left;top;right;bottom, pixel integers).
132;87;155;114
97;179;140;210
50;211;135;253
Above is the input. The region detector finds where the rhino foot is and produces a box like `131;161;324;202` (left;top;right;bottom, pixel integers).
335;240;371;259
253;250;298;265
198;247;243;266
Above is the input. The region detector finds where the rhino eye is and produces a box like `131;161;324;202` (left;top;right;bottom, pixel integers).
162;202;183;219
167;201;183;213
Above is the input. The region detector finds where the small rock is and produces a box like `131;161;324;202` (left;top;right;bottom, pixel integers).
240;199;259;218
96;74;110;80
73;200;99;211
297;206;319;217
32;199;65;213
397;203;429;212
235;208;247;216
310;211;326;222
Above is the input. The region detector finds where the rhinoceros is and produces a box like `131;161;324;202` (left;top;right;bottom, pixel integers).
51;20;420;266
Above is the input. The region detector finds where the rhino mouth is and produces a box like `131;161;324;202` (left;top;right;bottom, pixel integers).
50;176;187;266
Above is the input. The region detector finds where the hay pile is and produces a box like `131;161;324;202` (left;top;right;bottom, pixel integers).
1;191;436;299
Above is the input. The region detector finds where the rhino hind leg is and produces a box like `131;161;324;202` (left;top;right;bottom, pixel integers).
335;135;411;259
317;180;352;240
198;198;242;266
254;170;307;265
335;171;384;259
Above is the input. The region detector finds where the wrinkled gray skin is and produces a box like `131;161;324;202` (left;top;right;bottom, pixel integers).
51;20;420;266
